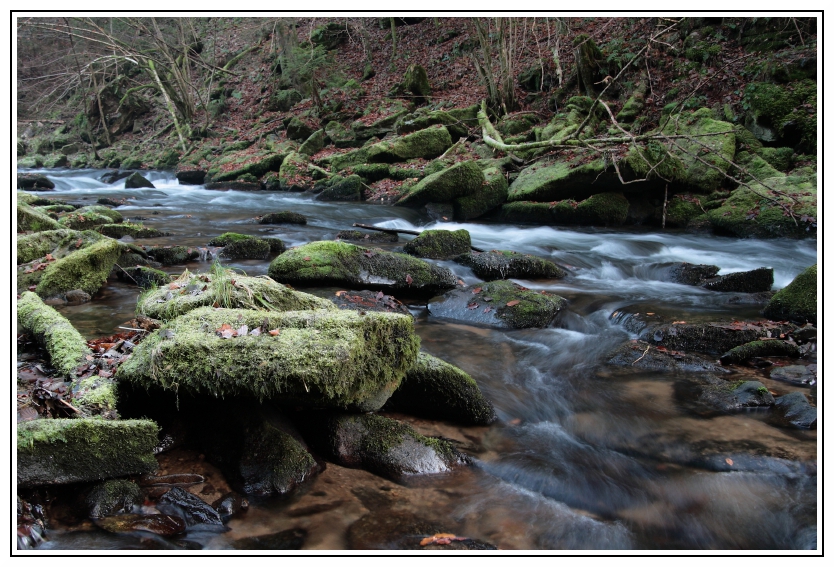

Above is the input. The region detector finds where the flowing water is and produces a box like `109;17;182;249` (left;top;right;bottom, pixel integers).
20;169;818;551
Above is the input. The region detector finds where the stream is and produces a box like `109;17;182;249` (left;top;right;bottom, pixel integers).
20;169;818;551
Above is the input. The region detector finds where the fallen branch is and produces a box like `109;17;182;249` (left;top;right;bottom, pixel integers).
632;345;651;365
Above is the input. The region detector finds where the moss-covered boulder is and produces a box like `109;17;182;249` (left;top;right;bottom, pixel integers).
403;229;471;260
17;418;158;487
501;193;630;226
324;120;357;148
701;267;774;293
116;307;420;411
18;173;55;190
286;117;317;142
136;269;334;321
268;241;458;298
96;223;164;239
719;339;800;365
456;250;567;280
763;264;817;324
17;292;90;377
743;80;816;153
428;280;567;329
314;174;363;201
298;129;325;156
85;479;143;518
299;412;466;481
146;246;200;265
395;110;469;140
117;266;172;289
30;238;123;299
396;161;485;208
278;151;314;191
17;203;62;233
207;148;287;184
384;352;496;425
453;166;508;221
364;125;452;164
259;211;308;225
706;175;817;238
57;205;123;231
267;89;303;112
396;64;431;104
124;172;155;189
17;229;106;265
506;158;609;202
176;168;207;185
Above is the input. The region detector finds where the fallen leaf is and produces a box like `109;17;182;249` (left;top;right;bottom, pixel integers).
467;302;479;310
472;287;482;294
725;458;734;466
44;253;55;261
269;329;281;336
304;256;311;261
236;324;249;336
405;274;413;286
506;300;520;307
483;307;492;314
672;321;686;324
75;238;83;248
376;291;384;300
250;327;261;337
335;291;347;297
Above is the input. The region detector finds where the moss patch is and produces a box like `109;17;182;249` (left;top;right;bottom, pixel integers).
719;340;800;365
97;223;164;239
116;307;419;411
136;266;334;321
34;238;123;299
17;418;158;487
763;264;817;324
396;161;485;208
452;166;508;221
17;291;90;377
384;352;496;425
18;203;62;233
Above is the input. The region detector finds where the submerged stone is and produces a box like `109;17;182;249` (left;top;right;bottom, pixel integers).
157;487;226;530
698;379;775;412
348;512;496;550
428;280;567;329
17;418;159;487
232;528;307;550
384;352;497;425
117;307;420;411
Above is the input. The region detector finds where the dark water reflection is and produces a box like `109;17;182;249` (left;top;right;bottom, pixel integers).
20;170;817;550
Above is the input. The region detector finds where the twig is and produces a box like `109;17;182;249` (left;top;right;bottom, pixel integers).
632;345;651;365
114;263;139;285
662;183;668;229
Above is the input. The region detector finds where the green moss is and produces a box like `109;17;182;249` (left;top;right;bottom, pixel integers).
706;174;816;238
116;307;420;410
744;80;816;153
453;166;508;221
396;160;485;208
315;174;363;201
507;157;609;202
18;203;62;233
384;352;496;425
763;264;817;324
136;266;334;321
208;232;255;246
17;418;158;487
665;195;703;227
17;229;106;265
35;238;123;298
500;201;556;224
403;229;471;259
268;240;457;296
37;204;77;217
278;151;313;191
366;125;453;163
299;129;326;156
97;223;164;239
119;266;172;289
659;108;736;191
85;479;142;518
719;340;800;365
209;148;288;183
17;292;90;376
73;375;119;417
351;163;390;182
474;280;567;328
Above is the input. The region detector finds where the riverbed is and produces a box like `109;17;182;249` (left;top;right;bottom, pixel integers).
20;169;818;551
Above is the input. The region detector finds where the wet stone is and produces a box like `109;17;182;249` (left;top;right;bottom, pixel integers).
157;487;226;531
231;528;307;550
85;479;143;519
774;392;817;429
769;364;815;387
94;513;187;537
211;492;249;523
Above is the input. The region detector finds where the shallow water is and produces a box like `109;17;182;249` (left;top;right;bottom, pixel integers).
19;169;818;551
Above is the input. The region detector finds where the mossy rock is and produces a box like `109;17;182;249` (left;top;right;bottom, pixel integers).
497;115;537;137
17;419;159;487
743;80;816;153
403;229;471;260
259;211;307;225
663;194;704;228
719;340;800;365
17;203;62;233
428;280;567;329
664;262;720;286
456;250;566;280
17;291;90;377
118;266;172;289
606;340;728;373
314;174;363;201
350;163;390;183
300;412;465;481
72;375;119;419
176;169;208;185
85;479;143;519
146;246;200;265
32;238;123;299
268;240;458;298
18;155;45;169
701;267;773;293
395;110;469;140
298;129;325;156
705;174;816;238
267;89;303;112
384;352;496;425
18;173;55;190
453;166;508;221
501;193;629;226
117;307;420;411
763;264;817;324
17;229;108;267
396;161;485;208
324;120;357;149
698;380;775;413
336;230;398;244
310;22;348;50
397;64;431;104
209;233;285;259
286;117;317;142
209;149;287;183
38;204;77;217
329;290;412;317
364;126;453;164
124;172;155;189
507;158;610;202
97;223;164;239
59;205;123;227
278;151;314;191
136;269;333;321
